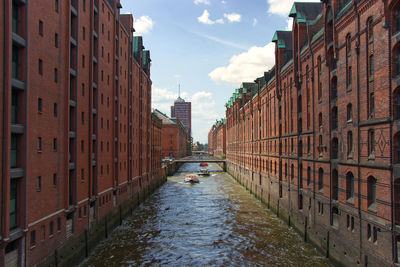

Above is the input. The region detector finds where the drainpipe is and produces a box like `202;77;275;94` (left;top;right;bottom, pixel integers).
355;1;363;262
383;0;396;262
1;0;8;247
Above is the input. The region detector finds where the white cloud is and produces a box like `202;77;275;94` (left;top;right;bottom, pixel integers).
285;18;293;30
152;87;219;143
194;0;210;5
134;16;153;35
209;42;275;85
252;18;258;27
222;0;227;3
224;13;241;23
266;0;318;16
215;18;224;24
188;30;248;50
198;9;215;25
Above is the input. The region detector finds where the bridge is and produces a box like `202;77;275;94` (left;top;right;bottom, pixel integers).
174;159;227;171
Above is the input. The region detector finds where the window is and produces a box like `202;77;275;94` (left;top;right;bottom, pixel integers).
10;134;17;168
318;168;324;191
54;68;58;83
307;167;311;188
81;112;84;124
38;59;43;75
82;83;85;96
54;33;58;48
53;173;57;187
81;140;84;153
53;138;57;151
368;129;375;157
395;133;400;163
332;138;339;159
39;20;43;36
332;169;339;200
54;103;57;117
319;113;322;129
318;56;322;100
347;104;352;121
82;27;85;40
331;76;337;99
12;46;19;79
30;231;36;247
38;98;42;113
347;131;353;156
37;137;42;151
37;176;41;191
55;0;59;12
83;0;86;11
49;221;54;236
10;179;17;230
369;55;374;78
368;18;373;42
11;92;18;122
57;217;61;231
81;168;84;181
346;172;354;201
369;92;375;118
368;176;376;210
332;107;338;130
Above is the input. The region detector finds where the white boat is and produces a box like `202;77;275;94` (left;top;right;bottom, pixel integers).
185;174;199;184
198;168;210;176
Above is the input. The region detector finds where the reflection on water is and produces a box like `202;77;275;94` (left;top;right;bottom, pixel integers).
82;163;331;267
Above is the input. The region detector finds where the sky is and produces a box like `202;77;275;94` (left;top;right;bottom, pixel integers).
121;0;318;143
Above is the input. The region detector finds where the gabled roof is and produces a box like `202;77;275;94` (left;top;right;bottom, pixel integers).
272;31;293;49
153;109;176;124
289;2;323;22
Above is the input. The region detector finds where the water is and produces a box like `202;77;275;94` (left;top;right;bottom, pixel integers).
82;163;331;266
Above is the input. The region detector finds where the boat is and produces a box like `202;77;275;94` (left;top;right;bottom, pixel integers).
198;168;210;176
185;174;199;184
200;162;208;167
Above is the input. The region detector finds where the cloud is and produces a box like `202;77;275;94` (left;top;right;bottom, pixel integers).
252;18;258;27
266;0;318;16
209;42;275;85
152;87;219;143
285;18;293;30
215;18;224;24
134;16;153;35
188;30;248;50
194;0;210;5
224;13;241;23
198;9;215;24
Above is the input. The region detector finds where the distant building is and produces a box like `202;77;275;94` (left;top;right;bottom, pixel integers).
171;96;191;139
208;119;226;158
153;109;188;159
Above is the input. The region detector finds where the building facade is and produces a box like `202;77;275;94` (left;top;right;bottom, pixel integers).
171;96;191;139
225;0;400;265
0;0;164;266
208;119;226;158
153;109;188;160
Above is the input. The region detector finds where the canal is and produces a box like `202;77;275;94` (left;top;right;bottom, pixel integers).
82;163;331;266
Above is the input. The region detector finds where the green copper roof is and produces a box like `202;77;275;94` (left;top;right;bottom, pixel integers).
289;3;306;22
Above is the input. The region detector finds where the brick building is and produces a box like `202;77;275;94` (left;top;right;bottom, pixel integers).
153;109;188;159
225;0;400;265
208;119;226;158
0;0;164;266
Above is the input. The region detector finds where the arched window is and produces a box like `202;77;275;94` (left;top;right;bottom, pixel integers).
299;163;303;188
332;137;339;159
332;169;338;200
291;164;294;182
395;133;400;163
331;76;338;99
367;18;374;42
298;118;302;133
298;140;303;157
347;103;352;121
369;92;375;118
396;48;400;76
368;129;375;157
319;135;323;155
347;131;353;156
319;113;323;129
346;172;354;201
394;88;400;120
368;176;377;210
317;56;322;100
369;55;374;77
318;168;324;191
307;167;311;188
332;107;338;130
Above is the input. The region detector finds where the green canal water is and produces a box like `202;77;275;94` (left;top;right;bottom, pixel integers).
81;163;331;266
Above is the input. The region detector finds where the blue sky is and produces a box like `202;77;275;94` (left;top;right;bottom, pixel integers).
121;0;317;143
